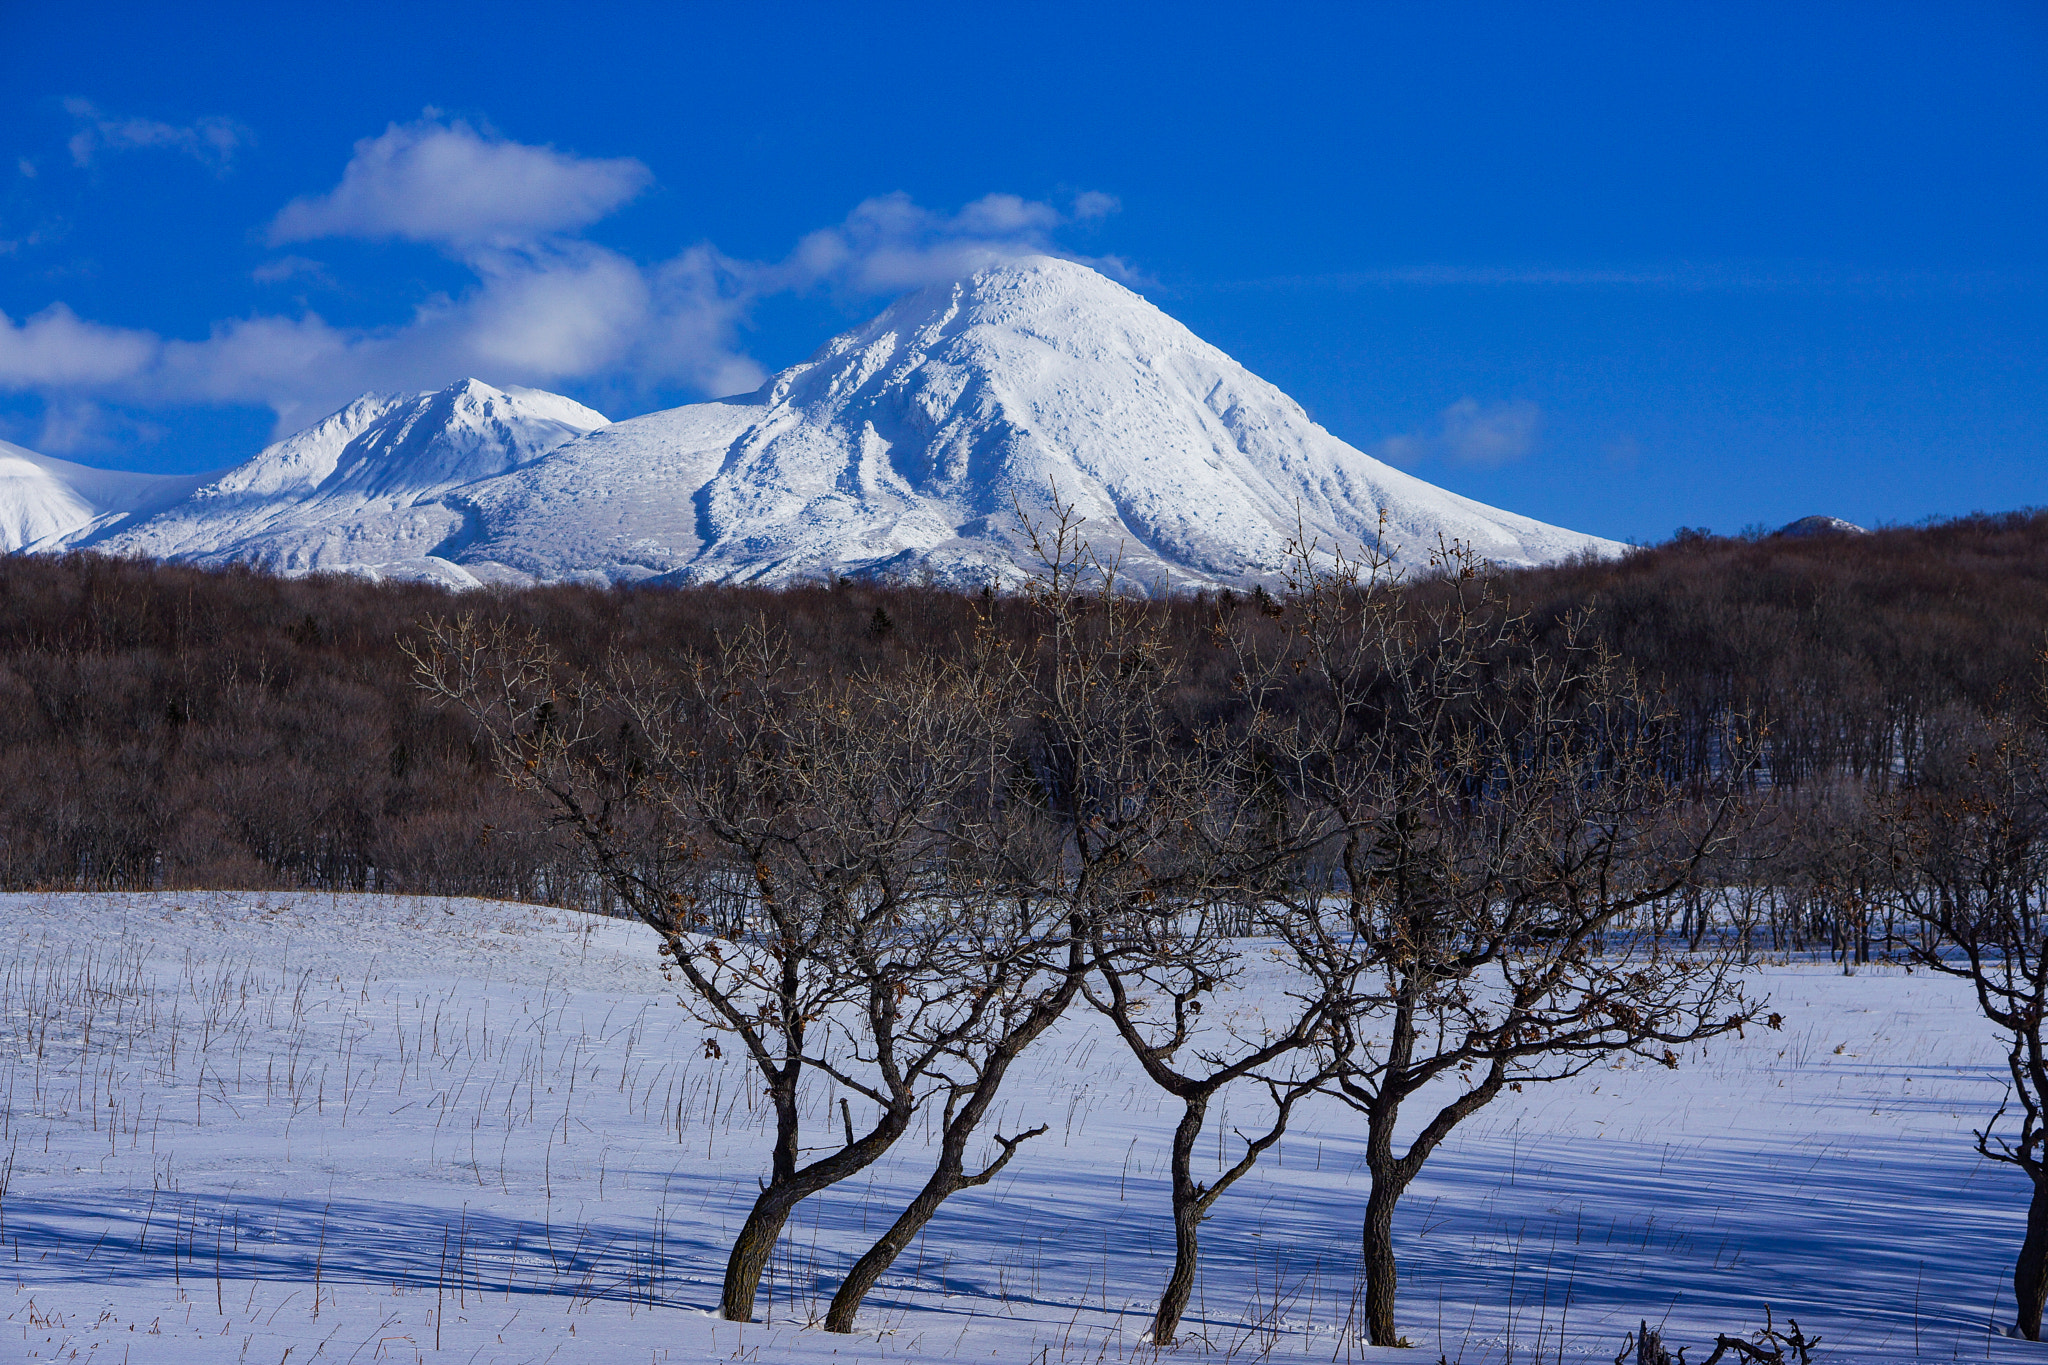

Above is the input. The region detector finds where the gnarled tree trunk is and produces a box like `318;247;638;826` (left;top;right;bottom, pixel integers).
1149;1096;1212;1344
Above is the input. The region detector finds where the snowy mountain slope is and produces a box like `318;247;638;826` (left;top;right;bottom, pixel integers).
441;396;761;583
0;438;215;552
55;379;607;585
455;257;1623;588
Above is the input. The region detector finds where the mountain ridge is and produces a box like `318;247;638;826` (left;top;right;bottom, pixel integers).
452;257;1621;588
55;379;608;586
17;258;1621;588
0;439;217;553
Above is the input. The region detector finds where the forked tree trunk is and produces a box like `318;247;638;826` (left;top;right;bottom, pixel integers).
1150;1097;1211;1345
2014;1175;2048;1340
722;1095;915;1321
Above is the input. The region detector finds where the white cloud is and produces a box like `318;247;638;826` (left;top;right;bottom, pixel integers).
269;118;651;250
1377;398;1541;468
0;305;161;386
0;115;1121;437
778;191;1124;296
64;98;249;174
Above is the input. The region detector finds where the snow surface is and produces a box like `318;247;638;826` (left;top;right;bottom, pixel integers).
47;380;608;587
0;888;2032;1363
15;260;1621;590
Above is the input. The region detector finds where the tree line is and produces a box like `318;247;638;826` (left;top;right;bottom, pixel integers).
3;511;2042;903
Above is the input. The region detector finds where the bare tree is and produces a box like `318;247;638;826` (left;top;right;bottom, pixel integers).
1054;543;1337;1348
408;614;1018;1323
1885;700;2048;1336
1084;908;1330;1346
1270;537;1769;1347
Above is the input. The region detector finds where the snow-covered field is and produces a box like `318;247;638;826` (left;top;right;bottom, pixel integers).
0;890;2029;1363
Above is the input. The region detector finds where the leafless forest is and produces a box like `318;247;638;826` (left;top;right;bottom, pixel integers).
0;512;2042;917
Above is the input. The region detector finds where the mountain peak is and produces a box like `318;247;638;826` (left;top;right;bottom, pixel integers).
453;258;1622;588
1777;515;1869;538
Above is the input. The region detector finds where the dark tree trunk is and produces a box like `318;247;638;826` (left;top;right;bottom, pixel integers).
722;1086;913;1322
1149;1096;1211;1345
1361;981;1419;1349
2015;1175;2048;1340
1361;1162;1405;1347
825;1163;966;1331
721;1084;805;1322
823;975;1077;1332
721;1184;800;1322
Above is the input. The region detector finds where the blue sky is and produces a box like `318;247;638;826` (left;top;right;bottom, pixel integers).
1;1;2042;544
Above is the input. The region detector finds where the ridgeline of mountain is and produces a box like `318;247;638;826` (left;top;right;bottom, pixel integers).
50;380;608;585
18;258;1622;588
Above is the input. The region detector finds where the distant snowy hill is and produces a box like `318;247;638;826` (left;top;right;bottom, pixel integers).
54;380;607;585
0;438;214;553
20;259;1621;588
1777;515;1868;538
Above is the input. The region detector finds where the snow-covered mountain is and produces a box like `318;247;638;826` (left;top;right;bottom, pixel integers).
56;380;607;585
454;257;1621;588
0;438;215;553
22;258;1621;589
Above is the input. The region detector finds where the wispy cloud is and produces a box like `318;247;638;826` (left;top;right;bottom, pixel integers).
64;98;250;175
1377;398;1541;469
269;117;651;250
0;115;1121;436
775;190;1130;296
0;304;160;387
250;255;336;287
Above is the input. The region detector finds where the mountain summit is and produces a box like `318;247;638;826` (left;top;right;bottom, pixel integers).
30;258;1619;588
